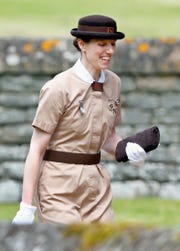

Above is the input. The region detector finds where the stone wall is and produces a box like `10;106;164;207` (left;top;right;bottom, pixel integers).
0;37;180;203
0;222;180;251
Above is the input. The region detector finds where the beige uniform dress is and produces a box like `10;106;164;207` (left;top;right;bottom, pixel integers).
33;59;121;224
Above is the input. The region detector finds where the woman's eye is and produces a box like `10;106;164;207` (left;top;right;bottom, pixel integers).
97;41;116;47
98;42;105;46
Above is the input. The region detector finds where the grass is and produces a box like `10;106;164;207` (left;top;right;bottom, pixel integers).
0;0;179;38
112;198;180;227
1;198;180;227
0;203;19;221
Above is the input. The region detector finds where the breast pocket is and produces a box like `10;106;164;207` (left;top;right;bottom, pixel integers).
70;114;89;134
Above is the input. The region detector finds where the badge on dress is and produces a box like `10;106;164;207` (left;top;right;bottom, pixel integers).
108;98;120;114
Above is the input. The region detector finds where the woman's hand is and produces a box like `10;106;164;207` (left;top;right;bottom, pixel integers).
125;142;147;166
12;202;37;225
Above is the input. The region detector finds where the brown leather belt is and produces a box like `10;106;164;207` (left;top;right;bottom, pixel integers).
43;150;101;165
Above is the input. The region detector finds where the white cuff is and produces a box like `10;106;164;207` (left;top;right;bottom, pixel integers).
20;202;37;213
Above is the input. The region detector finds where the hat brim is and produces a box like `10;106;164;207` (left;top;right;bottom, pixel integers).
71;29;125;40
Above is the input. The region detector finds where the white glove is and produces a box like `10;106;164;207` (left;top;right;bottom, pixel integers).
125;142;147;166
12;201;37;225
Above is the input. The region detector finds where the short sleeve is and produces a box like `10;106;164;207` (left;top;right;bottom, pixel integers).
32;79;66;134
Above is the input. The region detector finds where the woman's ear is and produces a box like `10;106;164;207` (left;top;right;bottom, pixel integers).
77;38;86;52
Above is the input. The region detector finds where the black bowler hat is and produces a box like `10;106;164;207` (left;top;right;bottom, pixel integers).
71;15;125;40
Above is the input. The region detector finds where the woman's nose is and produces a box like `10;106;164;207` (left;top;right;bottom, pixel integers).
106;45;115;54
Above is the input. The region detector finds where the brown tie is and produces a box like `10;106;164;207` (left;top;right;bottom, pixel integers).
91;81;103;92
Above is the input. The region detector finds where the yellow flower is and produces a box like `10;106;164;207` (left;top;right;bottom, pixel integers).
138;42;149;53
41;39;59;52
125;38;134;44
23;43;33;53
160;37;177;44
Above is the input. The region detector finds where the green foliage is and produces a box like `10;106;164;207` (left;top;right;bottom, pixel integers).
0;0;179;37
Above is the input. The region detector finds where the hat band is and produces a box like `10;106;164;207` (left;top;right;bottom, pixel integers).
78;25;115;33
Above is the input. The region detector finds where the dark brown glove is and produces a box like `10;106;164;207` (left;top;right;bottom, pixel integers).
115;126;160;162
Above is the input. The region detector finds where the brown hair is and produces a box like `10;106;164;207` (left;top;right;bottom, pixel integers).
73;37;91;51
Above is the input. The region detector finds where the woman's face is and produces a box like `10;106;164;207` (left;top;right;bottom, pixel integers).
79;38;117;78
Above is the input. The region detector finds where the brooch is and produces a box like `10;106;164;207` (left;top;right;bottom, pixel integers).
79;100;86;114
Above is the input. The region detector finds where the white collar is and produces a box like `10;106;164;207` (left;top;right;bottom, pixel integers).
72;58;105;84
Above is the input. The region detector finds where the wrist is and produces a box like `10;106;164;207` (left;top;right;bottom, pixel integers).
20;201;37;213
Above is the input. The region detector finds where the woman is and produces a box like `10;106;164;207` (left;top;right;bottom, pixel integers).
13;15;147;224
